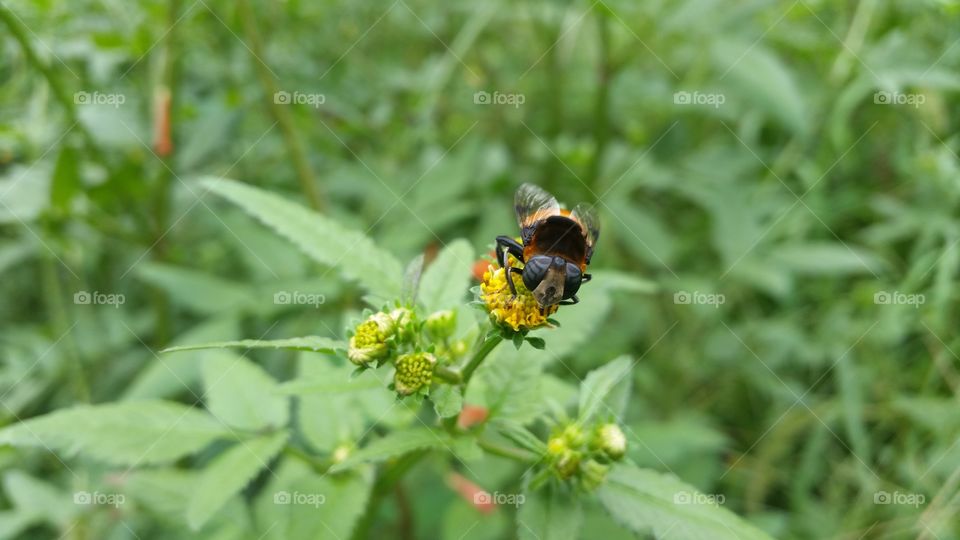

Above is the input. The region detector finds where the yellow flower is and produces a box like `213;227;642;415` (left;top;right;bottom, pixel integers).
479;265;557;332
394;352;436;396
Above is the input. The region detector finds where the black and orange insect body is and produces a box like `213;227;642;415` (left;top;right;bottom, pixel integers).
496;183;600;308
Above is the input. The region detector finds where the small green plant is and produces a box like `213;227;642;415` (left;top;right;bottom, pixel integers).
0;179;771;539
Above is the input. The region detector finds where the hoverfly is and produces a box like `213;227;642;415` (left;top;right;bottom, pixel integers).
496;183;600;308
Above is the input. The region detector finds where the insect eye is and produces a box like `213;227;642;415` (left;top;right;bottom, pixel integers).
564;264;582;296
522;257;549;290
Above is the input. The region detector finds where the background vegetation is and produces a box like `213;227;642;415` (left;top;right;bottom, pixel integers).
1;0;959;538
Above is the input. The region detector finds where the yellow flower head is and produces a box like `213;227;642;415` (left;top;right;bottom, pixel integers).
479;265;557;332
394;351;437;396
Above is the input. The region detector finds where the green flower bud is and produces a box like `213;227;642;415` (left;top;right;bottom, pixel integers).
562;424;585;447
547;436;567;456
370;311;396;335
425;309;457;339
595;424;626;461
390;307;416;342
394;352;436;396
347;319;389;365
332;444;351;464
554;450;581;479
581;459;609;490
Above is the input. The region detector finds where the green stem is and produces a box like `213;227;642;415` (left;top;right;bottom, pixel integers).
587;10;611;188
236;0;323;210
461;335;503;383
434;365;462;384
477;438;537;462
0;4;105;164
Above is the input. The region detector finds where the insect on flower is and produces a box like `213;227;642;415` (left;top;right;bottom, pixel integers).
496;183;600;308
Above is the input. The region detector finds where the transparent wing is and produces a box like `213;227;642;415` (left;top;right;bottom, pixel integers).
571;203;600;260
514;183;560;243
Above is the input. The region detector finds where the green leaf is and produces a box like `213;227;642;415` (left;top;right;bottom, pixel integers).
491;419;547;454
187;430;289;530
598;464;773;540
137;262;258;315
330;427;451;472
163;336;345;354
578;356;632;424
431;384;463;418
530;292;612;363
517;484;583;540
254;457;373;540
202;353;288;430
468;347;543;424
3;471;75;527
0;400;228;466
590;270;658;294
419;239;474;312
712;41;808;134
770;242;883;275
402;254;425;305
202;177;403;298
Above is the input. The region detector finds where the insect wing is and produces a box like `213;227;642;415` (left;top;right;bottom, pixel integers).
514;183;560;244
570;203;600;262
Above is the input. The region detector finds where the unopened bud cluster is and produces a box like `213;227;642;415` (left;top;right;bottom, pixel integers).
346;305;464;397
546;422;627;489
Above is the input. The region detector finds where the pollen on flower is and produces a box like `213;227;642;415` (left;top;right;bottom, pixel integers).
394;352;436;396
347;319;389;365
479;264;557;332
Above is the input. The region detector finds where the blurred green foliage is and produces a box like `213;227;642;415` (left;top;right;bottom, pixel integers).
1;0;960;538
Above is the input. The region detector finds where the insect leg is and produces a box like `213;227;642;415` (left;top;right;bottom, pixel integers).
495;235;525;268
504;265;521;297
558;295;579;306
581;273;592;283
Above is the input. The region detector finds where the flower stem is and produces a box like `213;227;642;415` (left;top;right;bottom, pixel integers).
434;366;462;384
461;335;503;383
